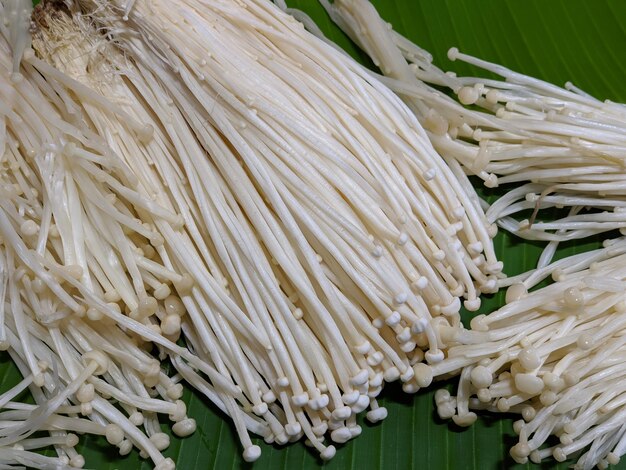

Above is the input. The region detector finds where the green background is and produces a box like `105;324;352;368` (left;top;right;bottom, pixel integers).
15;0;626;468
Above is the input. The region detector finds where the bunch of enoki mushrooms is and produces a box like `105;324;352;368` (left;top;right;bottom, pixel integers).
1;1;625;469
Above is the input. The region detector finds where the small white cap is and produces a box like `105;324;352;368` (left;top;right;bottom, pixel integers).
172;418;197;437
320;445;336;461
242;445;262;462
366;407;388;423
330;427;352;443
331;406;352;421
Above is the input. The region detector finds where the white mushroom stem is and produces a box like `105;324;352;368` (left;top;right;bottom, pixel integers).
0;0;32;76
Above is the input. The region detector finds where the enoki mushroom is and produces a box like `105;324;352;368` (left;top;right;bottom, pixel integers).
434;238;626;470
313;0;626;248
0;0;505;466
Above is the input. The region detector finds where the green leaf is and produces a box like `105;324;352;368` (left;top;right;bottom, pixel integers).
18;1;626;469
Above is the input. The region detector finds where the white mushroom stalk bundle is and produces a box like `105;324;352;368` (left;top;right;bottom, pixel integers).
431;238;626;469
0;28;221;469
314;0;626;244
68;0;503;456
76;0;504;304
30;6;286;461
0;299;188;470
